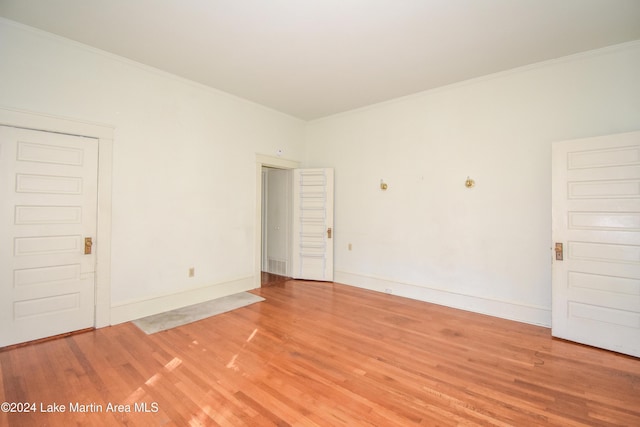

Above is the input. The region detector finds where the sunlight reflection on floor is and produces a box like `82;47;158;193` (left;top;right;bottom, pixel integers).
227;328;260;372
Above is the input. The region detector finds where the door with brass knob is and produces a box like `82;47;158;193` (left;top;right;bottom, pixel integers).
292;168;334;281
552;130;640;357
0;126;98;347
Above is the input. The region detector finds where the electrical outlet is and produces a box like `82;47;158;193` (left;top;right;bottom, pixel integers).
188;267;195;278
384;288;393;294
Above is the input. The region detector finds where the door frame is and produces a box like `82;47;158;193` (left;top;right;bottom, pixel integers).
0;107;113;328
255;154;299;287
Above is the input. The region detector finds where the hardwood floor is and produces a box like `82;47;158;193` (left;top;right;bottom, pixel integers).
1;280;639;426
260;271;290;287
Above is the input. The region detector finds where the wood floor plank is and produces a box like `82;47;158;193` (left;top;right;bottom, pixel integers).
1;279;639;426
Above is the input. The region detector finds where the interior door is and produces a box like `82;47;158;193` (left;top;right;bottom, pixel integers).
0;126;98;347
292;168;334;281
551;131;640;357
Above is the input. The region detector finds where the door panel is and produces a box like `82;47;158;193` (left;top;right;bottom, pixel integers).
552;131;640;357
292;168;334;281
0;126;98;347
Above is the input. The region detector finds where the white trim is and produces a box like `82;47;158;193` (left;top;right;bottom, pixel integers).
255;154;300;287
0;106;113;328
335;271;551;327
0;106;114;138
110;276;255;324
256;153;300;169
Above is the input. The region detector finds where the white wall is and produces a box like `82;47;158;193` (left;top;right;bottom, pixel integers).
0;19;305;322
304;41;640;326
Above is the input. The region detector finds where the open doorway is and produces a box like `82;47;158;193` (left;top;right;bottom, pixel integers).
254;155;335;287
255;154;299;287
261;166;292;286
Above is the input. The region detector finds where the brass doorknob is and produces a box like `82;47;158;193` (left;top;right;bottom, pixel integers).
554;242;563;261
84;237;93;255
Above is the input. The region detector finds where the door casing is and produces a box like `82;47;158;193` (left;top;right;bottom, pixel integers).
0;107;113;329
255;154;299;287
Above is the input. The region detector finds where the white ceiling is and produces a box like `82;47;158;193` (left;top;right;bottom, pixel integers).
2;0;640;120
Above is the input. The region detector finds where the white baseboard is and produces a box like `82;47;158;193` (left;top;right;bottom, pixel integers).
335;271;551;327
110;276;256;325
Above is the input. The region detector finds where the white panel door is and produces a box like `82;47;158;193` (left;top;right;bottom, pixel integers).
292;168;334;281
552;131;640;357
0;126;98;347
